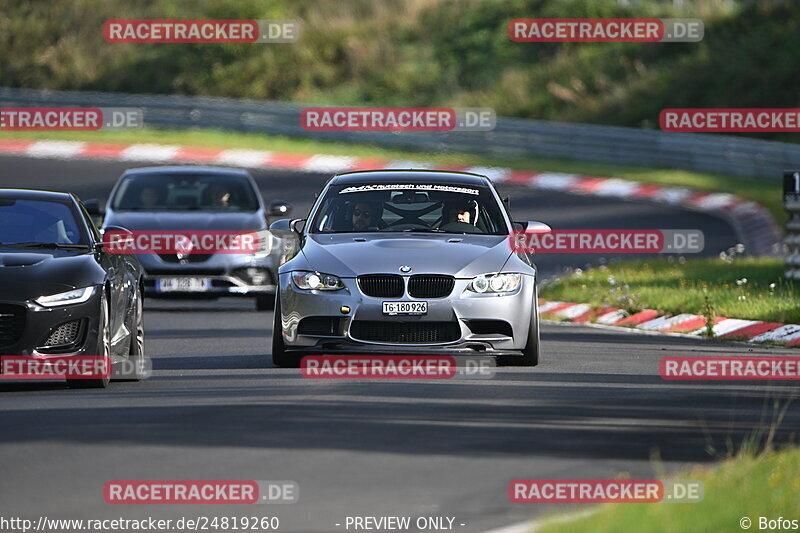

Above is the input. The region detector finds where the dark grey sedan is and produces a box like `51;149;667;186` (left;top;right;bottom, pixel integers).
90;166;292;311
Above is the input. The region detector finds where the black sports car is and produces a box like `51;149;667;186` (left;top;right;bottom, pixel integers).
0;189;145;388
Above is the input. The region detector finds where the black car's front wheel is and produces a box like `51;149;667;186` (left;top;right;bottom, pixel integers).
118;287;145;382
67;288;111;388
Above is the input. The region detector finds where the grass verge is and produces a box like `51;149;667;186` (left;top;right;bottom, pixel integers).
0;128;783;221
534;448;800;533
539;257;799;324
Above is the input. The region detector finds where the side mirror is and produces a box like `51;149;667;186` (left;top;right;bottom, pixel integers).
267;199;293;218
523;220;551;233
83;199;105;216
83;199;105;228
269;218;304;238
98;225;134;251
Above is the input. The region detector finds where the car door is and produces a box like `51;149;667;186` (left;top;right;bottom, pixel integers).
78;200;131;355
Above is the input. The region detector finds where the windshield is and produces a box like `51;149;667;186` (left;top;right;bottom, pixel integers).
309;183;508;235
111;173;260;212
0;199;86;245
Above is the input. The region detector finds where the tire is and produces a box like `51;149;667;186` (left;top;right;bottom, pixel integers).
68;289;110;389
271;293;299;368
117;287;145;382
518;285;541;367
256;293;275;311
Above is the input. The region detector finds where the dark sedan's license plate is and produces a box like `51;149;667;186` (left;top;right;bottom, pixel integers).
382;301;427;315
156;277;210;292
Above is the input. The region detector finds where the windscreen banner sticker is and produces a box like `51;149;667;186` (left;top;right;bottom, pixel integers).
339;184;479;195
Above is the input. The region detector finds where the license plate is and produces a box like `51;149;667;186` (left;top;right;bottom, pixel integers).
382;301;427;315
156;277;210;292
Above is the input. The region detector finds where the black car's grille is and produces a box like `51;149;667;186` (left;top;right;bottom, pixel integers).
350;321;460;343
358;275;404;298
408;275;455;298
0;304;26;347
41;319;83;349
157;253;212;263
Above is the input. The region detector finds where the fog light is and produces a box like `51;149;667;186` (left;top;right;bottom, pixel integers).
340;306;350;314
247;268;268;285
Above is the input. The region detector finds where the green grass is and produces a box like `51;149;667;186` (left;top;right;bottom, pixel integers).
535;448;800;533
0;128;783;221
540;257;800;324
4;0;800;144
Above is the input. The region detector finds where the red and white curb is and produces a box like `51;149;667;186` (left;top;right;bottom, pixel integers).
539;299;800;347
0;138;782;256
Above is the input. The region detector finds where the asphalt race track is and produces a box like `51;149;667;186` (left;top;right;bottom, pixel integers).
1;155;798;532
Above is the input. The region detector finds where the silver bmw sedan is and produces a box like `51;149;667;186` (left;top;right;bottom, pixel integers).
269;170;550;367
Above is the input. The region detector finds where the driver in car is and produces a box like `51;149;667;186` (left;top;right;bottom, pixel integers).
351;201;380;231
207;184;233;208
444;199;478;225
139;186;162;208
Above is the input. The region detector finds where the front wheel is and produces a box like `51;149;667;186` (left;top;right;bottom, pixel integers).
519;285;541;366
118;287;145;382
271;293;300;368
68;289;111;388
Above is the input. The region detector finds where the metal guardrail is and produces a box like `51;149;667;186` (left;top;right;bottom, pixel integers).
1;87;799;179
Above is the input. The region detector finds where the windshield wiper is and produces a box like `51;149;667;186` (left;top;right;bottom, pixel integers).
400;228;448;233
0;242;89;250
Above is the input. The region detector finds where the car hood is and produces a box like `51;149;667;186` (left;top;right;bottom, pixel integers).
0;250;103;301
299;233;512;278
106;211;265;231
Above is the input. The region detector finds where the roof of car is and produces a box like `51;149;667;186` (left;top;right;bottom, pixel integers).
0;188;75;202
330;170;491;186
121;166;252;177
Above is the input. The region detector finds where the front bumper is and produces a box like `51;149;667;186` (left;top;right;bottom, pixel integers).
138;252;277;297
0;289;102;357
276;273;536;354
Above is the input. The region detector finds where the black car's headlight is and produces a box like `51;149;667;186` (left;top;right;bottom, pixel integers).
34;286;97;307
291;271;344;291
467;273;522;294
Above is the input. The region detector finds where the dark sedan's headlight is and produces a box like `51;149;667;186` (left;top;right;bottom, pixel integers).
466;273;522;294
34;286;97;307
291;271;344;291
252;230;273;257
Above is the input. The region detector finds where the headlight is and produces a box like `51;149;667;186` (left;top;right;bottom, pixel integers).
467;273;521;294
35;286;96;307
291;271;344;291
